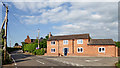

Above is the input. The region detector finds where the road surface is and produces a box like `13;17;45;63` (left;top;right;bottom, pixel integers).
2;50;118;68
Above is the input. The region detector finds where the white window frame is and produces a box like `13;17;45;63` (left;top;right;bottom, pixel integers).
98;47;105;53
51;48;55;53
77;39;83;44
63;40;68;45
77;47;83;53
63;47;69;53
51;41;55;45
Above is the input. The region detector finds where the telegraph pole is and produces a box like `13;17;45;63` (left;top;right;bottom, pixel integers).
1;2;8;61
4;5;8;61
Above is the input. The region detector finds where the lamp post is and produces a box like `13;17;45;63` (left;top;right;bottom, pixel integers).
38;29;40;49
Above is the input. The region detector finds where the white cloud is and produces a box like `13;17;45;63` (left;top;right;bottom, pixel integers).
91;14;101;19
11;2;118;41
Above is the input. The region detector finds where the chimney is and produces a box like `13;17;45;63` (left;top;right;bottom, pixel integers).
49;32;52;38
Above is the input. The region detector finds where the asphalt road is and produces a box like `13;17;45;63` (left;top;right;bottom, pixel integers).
2;50;118;68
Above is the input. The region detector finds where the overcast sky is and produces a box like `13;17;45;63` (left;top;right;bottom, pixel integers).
0;1;118;47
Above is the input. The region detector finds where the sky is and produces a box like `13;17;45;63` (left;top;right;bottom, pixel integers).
0;0;119;47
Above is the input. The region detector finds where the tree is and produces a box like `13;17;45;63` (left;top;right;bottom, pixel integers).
15;43;19;46
34;39;38;43
40;37;43;39
45;35;49;39
115;41;120;48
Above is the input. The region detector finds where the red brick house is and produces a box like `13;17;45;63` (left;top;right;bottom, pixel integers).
46;32;118;57
24;35;43;44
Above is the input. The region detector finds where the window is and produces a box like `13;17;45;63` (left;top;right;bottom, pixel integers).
51;41;55;45
98;47;105;53
77;39;83;44
51;48;55;53
63;40;68;45
77;47;83;53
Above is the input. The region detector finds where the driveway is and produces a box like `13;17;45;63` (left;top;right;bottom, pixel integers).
43;56;118;66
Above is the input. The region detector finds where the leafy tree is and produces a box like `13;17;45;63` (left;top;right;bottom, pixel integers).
34;39;38;43
115;41;120;48
40;37;43;39
15;43;19;46
45;35;49;39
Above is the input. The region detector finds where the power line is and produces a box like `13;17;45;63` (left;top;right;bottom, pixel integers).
9;11;31;31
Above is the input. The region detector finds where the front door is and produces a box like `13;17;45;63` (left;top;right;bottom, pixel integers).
64;48;68;56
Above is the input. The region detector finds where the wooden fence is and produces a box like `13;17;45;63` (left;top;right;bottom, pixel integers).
118;48;120;56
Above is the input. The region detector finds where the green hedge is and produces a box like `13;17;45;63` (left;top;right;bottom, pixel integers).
7;47;22;53
23;43;38;53
23;43;45;55
116;61;120;68
33;48;45;55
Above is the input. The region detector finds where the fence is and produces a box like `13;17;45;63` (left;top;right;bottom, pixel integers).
118;48;120;56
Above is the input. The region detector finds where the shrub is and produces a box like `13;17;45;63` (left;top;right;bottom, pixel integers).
41;48;45;55
116;61;120;68
34;49;41;55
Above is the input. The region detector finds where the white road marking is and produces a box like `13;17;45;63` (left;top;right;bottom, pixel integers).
75;64;79;66
85;60;91;62
71;63;75;66
12;58;17;66
15;63;17;65
65;62;69;64
45;58;82;66
94;60;99;62
79;65;84;66
36;60;45;64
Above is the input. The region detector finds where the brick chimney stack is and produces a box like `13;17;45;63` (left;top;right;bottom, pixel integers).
49;32;52;38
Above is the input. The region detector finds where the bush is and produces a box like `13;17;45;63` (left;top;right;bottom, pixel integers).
116;61;120;68
41;48;45;55
34;49;41;55
33;48;45;55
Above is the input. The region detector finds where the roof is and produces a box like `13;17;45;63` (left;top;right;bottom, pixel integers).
48;34;90;41
88;39;115;45
31;39;43;43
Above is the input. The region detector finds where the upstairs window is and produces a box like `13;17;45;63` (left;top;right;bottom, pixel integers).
51;41;55;45
77;47;83;53
51;48;55;53
77;39;83;44
98;47;105;53
63;40;68;45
